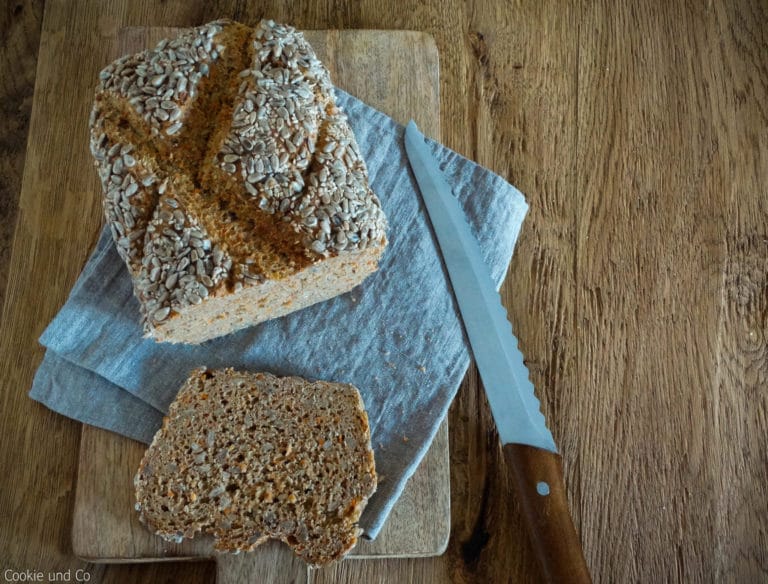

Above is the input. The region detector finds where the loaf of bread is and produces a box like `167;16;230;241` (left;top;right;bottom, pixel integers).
89;19;387;343
134;367;377;565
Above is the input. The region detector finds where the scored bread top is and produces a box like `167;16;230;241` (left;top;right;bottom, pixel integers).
89;19;387;329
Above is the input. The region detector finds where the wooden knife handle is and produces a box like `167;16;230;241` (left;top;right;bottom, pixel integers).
504;443;592;583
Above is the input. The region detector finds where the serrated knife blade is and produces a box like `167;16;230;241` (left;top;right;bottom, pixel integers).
404;122;555;453
405;121;590;583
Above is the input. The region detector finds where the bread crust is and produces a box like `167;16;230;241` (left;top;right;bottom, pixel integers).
90;20;388;343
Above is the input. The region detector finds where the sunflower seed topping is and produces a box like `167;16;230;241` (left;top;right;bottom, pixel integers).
94;21;226;136
153;306;171;322
89;19;387;338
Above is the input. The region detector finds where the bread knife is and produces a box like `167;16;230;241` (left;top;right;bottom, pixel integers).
404;121;591;583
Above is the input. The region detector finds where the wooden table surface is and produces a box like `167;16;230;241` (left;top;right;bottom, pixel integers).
1;1;766;583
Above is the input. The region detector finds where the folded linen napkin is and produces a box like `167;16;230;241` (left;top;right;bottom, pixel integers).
29;88;528;539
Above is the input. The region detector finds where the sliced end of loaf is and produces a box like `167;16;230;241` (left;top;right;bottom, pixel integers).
134;368;377;565
149;245;383;343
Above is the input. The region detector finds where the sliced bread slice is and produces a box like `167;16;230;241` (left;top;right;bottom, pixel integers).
134;367;377;565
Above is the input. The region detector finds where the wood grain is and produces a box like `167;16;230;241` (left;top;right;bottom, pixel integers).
0;0;44;320
2;1;767;583
216;546;307;584
709;5;768;581
575;2;768;581
504;444;590;583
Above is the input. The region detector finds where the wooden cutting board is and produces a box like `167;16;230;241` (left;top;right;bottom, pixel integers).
68;27;448;582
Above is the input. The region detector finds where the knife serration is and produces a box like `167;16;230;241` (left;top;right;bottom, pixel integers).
404;121;557;452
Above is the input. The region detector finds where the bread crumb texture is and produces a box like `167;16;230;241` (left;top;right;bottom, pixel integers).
134;367;377;565
90;19;388;343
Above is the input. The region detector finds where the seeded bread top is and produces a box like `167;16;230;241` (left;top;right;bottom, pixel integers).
89;20;387;329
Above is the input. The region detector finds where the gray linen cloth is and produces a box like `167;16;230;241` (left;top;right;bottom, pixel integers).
29;89;528;539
